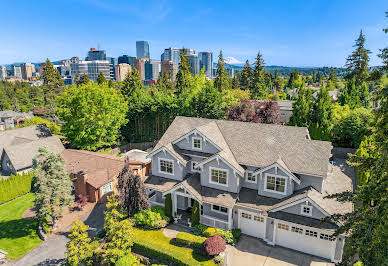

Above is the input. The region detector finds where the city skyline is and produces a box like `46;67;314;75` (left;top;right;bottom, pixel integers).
1;0;387;67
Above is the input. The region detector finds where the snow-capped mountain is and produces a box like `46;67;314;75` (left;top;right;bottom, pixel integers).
224;56;242;65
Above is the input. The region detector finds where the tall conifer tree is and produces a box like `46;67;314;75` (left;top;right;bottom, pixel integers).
251;51;267;99
214;51;231;92
239;60;252;90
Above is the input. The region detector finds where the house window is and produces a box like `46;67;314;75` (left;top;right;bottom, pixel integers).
191;161;201;172
301;205;312;216
210;168;227;185
254;216;264;222
320;233;335;241
277;223;289;230
101;182;113;195
241;212;252;219
192;137;202;150
159;159;174;175
305;229;318;238
265;175;286;194
212;205;228;214
291;226;303;234
246;171;256;183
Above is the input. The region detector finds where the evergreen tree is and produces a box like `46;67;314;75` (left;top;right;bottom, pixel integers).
120;68;144;99
79;73;90;85
97;71;107;85
328;68;337;83
345;30;371;84
156;73;174;91
287;70;299;89
66;220;96;266
273;69;282;92
175;49;192;94
74;73;81;86
232;75;239;90
338;78;362;109
42;59;64;88
214;51;231;92
251;51;267;99
289;86;313;127
107;79;114;88
191;82;225;119
378;12;388;71
116;161;150;216
311;86;333;138
33;147;73;226
239;60;252;90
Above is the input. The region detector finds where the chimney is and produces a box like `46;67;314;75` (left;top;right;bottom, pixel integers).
75;170;88;196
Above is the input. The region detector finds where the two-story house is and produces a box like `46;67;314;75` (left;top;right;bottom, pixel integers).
144;116;353;263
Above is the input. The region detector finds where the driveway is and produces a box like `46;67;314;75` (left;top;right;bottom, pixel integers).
13;203;106;266
227;235;334;266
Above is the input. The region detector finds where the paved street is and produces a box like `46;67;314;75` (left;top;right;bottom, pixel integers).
13;203;106;266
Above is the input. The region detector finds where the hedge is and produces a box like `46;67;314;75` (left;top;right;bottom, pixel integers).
0;172;34;205
190;200;200;226
164;193;172;219
132;228;215;266
176;232;206;249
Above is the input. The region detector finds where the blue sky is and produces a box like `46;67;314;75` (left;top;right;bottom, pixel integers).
0;0;387;66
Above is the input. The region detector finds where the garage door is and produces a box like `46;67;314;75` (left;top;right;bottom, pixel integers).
275;221;336;260
239;210;266;239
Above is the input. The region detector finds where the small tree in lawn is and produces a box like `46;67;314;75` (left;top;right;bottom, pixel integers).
116;161;150;216
33;147;73;226
66;220;97;266
204;235;226;256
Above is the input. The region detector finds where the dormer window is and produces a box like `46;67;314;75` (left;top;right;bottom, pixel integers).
264;174;286;194
192;137;202;150
246;171;256;183
301;204;312;216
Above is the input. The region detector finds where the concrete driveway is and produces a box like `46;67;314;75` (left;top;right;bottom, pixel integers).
227;235;334;266
13;203;106;266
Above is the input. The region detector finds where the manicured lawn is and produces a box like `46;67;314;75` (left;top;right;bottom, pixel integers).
132;228;216;266
0;193;43;259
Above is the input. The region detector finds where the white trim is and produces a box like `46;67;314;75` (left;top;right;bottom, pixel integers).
209;166;228;187
158;157;174;176
253;162;301;185
196;154;243;176
191;161;202;173
201;214;230;230
263;173;288;195
172;128;221;152
101;182;113;195
300;204;313;217
211;204;228;214
162;183;202;204
192;137;202;151
150;200;164;206
146;146;186;166
245;170;256;183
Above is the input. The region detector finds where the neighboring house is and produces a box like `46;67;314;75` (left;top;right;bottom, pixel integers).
0;124;64;175
62;149;146;203
0;110;34;131
121;149;152;177
276;101;293;124
144;116;353;262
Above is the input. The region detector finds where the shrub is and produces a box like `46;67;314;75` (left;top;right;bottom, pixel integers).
41;219;51;233
151;206;165;217
176;232;206;249
134;209;169;229
232;229;241;240
214;255;224;264
192;224;208;236
204;235;226;256
203;227;217;237
116;253;140;266
0;172;34;205
215;229;234;245
164;194;172;218
75;194;88;209
190;200;200;226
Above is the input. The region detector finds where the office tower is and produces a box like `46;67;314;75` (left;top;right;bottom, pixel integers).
150;60;161;80
136;41;150;59
134;58;149;80
70;56;110;83
21;63;35;80
85;48;107;61
11;66;22;79
118;55;136;69
108;57;118;81
161;48;181;64
0;66;7;80
188;54;200;76
161;60;178;82
115;63;131;82
199;52;213;79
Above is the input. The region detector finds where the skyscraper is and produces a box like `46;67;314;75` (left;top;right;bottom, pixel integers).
161;60;178;82
145;60;161;81
136;41;150;59
161;47;181;64
115;63;131;82
118;55;136;69
108;57;118;81
199;52;213;79
85;48;107;61
70;57;110;83
11;66;22;79
21;63;35;80
0;66;7;80
134;58;149;80
188;54;200;76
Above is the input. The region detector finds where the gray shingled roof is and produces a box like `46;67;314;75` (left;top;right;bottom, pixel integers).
4;135;64;171
151;116;332;178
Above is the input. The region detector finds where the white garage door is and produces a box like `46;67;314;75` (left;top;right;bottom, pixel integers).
275;221;336;260
239;210;266;239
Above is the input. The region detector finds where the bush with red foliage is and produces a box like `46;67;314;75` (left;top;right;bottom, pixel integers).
203;235;226;256
227;100;280;124
76;194;88;209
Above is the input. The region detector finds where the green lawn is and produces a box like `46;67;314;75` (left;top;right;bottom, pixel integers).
0;193;43;259
133;228;216;266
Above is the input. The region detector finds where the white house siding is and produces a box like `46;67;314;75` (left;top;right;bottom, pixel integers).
150;150;186;181
257;166;294;199
294;174;324;192
175;133;219;154
200;158;240;193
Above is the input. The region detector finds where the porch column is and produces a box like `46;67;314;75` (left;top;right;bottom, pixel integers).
228;207;233;230
173;192;178;217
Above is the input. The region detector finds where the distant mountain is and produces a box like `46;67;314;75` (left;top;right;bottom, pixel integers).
224;57;243;65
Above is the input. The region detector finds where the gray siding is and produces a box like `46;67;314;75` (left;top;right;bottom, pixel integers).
185;155;204;174
295;174;324;192
1;151;15;175
201;158;241;193
241;165;259;190
280;202;326;220
151;150;186;181
265;217;275;243
150;190;164;204
257;166;294;199
202;203;228;221
175;133;219;154
177;195;189;210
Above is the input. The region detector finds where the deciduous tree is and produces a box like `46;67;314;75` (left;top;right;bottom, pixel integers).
97;71;107;85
